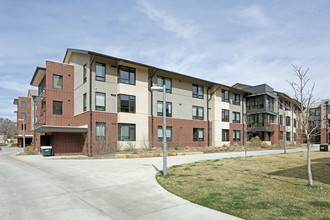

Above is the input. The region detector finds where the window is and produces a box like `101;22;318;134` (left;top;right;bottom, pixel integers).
38;76;46;95
96;62;106;81
193;128;204;142
95;92;105;111
157;101;172;117
83;64;87;83
53;75;63;89
21;124;26;130
192;84;203;99
21;101;26;108
279;99;283;109
53;101;62;115
222;129;229;141
118;124;136;141
118;94;136;113
21;113;26;119
192;106;204;120
157;76;172;93
118;65;135;85
233;130;241;141
286;116;291;126
158;126;172;142
83;93;87;111
294;119;297;128
96;122;106;140
285;101;291;110
232;112;240;123
232;93;240;105
279;131;283;140
309;108;320;116
222;90;229;102
286;132;291;141
279;115;283;125
222;109;229;122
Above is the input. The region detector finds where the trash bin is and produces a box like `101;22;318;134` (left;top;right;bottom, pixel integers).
41;146;52;156
320;145;329;152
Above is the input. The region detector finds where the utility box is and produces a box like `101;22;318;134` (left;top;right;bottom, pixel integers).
320;145;328;152
41;146;52;156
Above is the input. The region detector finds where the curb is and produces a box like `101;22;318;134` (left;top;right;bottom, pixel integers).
115;151;204;159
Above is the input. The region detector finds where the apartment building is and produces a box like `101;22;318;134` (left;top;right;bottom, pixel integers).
308;99;330;144
13;89;38;147
14;48;302;155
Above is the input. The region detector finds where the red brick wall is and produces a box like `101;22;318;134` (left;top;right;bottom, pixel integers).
74;111;118;155
270;124;285;145
17;97;33;136
320;128;328;144
51;133;85;155
149;116;211;148
44;60;75;126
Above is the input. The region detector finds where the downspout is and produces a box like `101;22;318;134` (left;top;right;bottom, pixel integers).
89;55;95;157
207;87;210;147
148;68;157;148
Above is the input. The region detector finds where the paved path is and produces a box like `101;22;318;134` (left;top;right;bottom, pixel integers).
0;146;317;220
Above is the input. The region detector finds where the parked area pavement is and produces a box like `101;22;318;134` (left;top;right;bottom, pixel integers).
0;145;318;220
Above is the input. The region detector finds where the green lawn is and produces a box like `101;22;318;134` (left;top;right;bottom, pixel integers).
156;152;330;220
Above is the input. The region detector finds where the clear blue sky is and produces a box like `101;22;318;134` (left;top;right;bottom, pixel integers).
1;0;330;121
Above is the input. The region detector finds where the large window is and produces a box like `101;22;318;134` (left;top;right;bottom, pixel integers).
193;128;204;142
192;106;204;120
192;84;203;99
118;65;135;85
83;64;87;83
96;62;106;81
286;132;291;141
21;124;26;130
157;76;172;93
95;92;105;111
222;129;229;141
118;94;136;113
157;101;172;117
222;90;229;102
53;75;63;89
53;101;62;115
285;101;291;110
21;113;26;119
232;93;240;105
118;124;136;141
38;76;46;95
158;126;172;142
232;112;240;123
286;116;291;126
279;115;283;125
21;101;26;108
279;99;283;109
83;93;87;111
309;108;320;116
222;109;229;122
96;122;106;140
233;130;241;141
294;119;297;128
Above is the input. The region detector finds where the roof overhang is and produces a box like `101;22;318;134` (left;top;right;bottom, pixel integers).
30;67;46;86
35;125;88;133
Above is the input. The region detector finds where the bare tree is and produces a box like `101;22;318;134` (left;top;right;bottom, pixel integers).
288;65;318;186
0;117;17;138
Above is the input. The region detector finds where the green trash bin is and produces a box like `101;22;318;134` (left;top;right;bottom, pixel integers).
41;146;52;156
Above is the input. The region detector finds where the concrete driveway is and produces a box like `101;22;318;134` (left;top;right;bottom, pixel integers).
0;146;316;220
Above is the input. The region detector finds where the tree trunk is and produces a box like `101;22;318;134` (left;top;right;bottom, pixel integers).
307;141;313;186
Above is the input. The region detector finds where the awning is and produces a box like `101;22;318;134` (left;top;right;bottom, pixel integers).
35;125;88;133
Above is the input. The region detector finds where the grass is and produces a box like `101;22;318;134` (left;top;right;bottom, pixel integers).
156;151;330;220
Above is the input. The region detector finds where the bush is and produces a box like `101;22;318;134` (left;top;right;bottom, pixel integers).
248;136;268;148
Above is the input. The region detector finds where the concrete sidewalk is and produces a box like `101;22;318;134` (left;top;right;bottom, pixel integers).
0;146;317;219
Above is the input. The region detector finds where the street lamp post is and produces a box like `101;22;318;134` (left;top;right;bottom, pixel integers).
18;118;25;153
151;85;167;176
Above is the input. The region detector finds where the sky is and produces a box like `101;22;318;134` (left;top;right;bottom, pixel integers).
1;0;330;121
